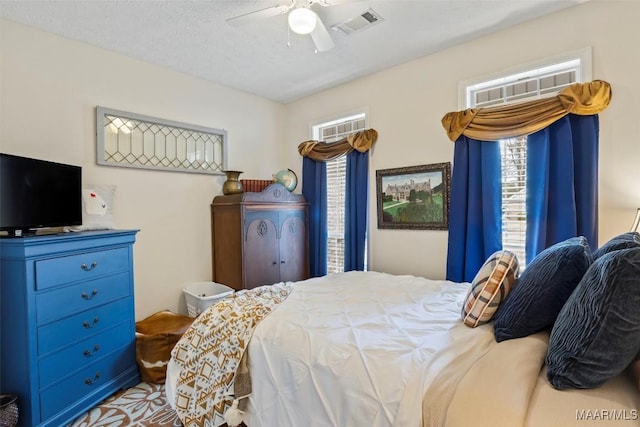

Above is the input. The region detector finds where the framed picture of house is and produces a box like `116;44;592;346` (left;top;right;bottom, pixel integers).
376;162;451;230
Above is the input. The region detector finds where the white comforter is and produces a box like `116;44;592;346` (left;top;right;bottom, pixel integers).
167;270;471;426
241;271;469;427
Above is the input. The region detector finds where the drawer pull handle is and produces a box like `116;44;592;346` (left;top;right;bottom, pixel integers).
81;289;99;300
82;317;100;329
281;260;285;264
84;371;102;385
83;344;101;357
81;262;98;271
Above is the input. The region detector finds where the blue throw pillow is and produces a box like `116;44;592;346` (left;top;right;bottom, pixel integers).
493;236;591;342
546;247;640;389
592;232;640;260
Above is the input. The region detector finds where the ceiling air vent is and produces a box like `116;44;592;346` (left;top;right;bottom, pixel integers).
331;8;384;35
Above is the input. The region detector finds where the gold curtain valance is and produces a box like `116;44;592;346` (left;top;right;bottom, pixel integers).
298;129;378;162
441;80;612;142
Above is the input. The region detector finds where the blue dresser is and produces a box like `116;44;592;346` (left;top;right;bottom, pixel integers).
0;230;140;427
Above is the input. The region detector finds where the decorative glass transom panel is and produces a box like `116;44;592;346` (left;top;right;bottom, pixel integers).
96;106;227;174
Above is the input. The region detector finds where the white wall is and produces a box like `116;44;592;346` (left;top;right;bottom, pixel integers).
283;0;640;280
0;20;287;319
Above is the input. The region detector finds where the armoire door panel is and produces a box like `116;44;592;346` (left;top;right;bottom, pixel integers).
279;215;308;282
244;218;281;289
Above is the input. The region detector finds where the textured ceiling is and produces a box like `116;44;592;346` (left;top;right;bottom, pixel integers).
1;0;587;104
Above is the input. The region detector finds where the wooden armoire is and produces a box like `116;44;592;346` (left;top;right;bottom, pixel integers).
211;183;309;290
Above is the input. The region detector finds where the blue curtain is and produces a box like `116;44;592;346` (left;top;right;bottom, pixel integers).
302;156;328;277
446;136;502;283
344;150;369;271
526;114;599;262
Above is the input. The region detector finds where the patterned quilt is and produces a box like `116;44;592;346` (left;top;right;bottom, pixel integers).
170;282;293;427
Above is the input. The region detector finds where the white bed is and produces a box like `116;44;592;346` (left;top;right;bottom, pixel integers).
166;271;640;427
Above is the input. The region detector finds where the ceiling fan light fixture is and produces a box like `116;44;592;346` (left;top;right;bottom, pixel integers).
288;7;317;35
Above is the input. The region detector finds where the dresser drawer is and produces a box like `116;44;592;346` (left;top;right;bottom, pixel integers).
39;321;133;388
39;344;136;421
35;247;130;290
38;298;132;355
36;272;131;324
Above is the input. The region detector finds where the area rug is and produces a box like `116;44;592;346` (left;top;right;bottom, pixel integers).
68;382;182;427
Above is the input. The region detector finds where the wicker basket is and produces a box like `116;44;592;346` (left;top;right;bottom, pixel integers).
0;394;18;427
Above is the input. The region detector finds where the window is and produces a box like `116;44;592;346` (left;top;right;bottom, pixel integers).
460;47;591;110
462;49;591;266
468;63;579;108
312;113;367;273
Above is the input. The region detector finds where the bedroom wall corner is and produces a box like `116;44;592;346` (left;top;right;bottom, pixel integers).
0;19;288;319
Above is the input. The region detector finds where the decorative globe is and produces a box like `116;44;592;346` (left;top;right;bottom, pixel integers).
273;169;298;192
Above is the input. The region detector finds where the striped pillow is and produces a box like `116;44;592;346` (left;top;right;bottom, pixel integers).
462;250;520;327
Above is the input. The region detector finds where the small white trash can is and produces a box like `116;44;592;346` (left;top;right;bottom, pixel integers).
183;282;234;317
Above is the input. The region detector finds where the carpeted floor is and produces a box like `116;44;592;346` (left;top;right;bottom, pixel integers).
68;382;182;427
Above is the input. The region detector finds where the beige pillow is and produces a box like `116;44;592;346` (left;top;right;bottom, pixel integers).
462;250;519;327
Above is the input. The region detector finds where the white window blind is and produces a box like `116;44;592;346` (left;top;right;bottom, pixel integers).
315;114;366;274
467;58;582;108
472;68;577;107
500;136;527;264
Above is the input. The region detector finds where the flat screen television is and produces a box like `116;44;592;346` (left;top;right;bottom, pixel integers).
0;153;82;236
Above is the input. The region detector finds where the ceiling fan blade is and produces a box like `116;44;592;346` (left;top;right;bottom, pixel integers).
226;3;293;26
310;15;335;52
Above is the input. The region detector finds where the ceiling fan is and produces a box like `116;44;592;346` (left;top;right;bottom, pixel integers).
226;0;348;52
